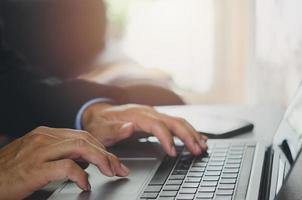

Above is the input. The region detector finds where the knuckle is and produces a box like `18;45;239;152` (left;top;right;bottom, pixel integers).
74;138;88;148
62;160;75;173
152;119;164;127
108;153;118;162
144;105;154;111
78;133;90;140
174;117;187;124
78;130;90;135
30;134;45;143
35;126;49;131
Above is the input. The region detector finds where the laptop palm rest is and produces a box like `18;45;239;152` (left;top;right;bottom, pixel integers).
50;159;159;200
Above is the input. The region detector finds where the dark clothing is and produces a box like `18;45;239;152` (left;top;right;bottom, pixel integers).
0;18;129;138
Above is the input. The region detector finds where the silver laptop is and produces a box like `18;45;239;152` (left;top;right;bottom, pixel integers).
48;83;302;200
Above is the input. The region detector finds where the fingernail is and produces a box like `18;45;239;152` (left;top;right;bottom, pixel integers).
108;163;115;177
86;183;91;191
120;122;133;130
170;146;177;157
194;143;201;154
111;166;116;176
121;164;130;175
199;140;206;148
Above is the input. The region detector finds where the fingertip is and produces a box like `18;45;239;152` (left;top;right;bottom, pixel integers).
170;146;177;157
193;143;202;155
201;134;208;141
121;164;130;176
100;167;114;177
86;182;91;191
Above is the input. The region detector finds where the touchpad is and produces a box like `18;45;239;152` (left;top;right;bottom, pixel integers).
49;159;159;200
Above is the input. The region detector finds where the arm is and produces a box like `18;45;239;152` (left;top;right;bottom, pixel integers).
0;44;129;138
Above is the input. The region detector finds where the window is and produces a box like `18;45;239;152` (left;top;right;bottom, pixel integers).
105;0;249;104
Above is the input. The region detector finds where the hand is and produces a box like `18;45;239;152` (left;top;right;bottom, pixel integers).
0;126;129;200
82;104;208;157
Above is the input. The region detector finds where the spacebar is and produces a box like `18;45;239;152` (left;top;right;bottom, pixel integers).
149;156;177;185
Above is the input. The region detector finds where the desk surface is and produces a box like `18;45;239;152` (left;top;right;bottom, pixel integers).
27;104;284;199
157;104;284;142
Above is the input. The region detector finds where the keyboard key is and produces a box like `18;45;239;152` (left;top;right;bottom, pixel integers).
176;161;193;170
216;144;230;148
213;196;232;200
140;192;158;199
205;171;221;176
226;159;241;164
160;190;178;197
176;193;195;200
221;173;238;178
210;157;225;162
187;172;204;177
227;155;242;159
158;197;175;200
149;156;177;185
208;162;224;166
195;192;214;199
185;177;202;183
166;180;183;185
216;189;233;195
179;188;197;194
228;151;243;155
203;176;220;181
225;164;240;168
212;153;227;157
144;185;162;193
173;170;188;175
223;168;239;173
207;166;223;171
170;175;186;180
200;181;218;187
192;162;207;167
182;182;199;188
219;179;236;184
218;184;235;190
199;186;216;192
201;158;209;162
163;185;180;191
190;167;206;172
213;150;228;153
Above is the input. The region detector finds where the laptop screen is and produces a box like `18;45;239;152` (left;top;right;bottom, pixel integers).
273;83;302;162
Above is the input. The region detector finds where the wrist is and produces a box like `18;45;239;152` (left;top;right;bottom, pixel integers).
82;103;113;129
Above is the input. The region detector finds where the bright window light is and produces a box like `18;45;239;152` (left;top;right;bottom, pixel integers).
119;0;214;93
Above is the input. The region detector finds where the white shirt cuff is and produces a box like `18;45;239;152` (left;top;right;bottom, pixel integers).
75;98;114;130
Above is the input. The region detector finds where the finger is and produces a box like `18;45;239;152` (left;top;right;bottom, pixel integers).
135;117;177;157
159;114;207;155
44;159;90;191
39;127;106;149
40;138;115;177
107;153;130;177
92;120;135;147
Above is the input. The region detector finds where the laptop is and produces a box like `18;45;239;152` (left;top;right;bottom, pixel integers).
48;83;302;200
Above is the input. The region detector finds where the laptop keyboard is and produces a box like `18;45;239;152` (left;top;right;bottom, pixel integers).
140;143;255;200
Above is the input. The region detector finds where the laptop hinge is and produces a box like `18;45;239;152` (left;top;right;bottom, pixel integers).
258;146;274;200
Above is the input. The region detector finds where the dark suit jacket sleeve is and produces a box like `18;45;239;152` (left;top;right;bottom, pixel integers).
0;43;129;139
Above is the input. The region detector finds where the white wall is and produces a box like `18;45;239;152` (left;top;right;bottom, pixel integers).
248;0;302;106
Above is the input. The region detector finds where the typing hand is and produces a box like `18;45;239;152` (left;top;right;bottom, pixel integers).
82;104;208;157
0;126;129;200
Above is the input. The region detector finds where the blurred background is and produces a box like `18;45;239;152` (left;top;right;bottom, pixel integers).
103;0;302;106
3;0;302;107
